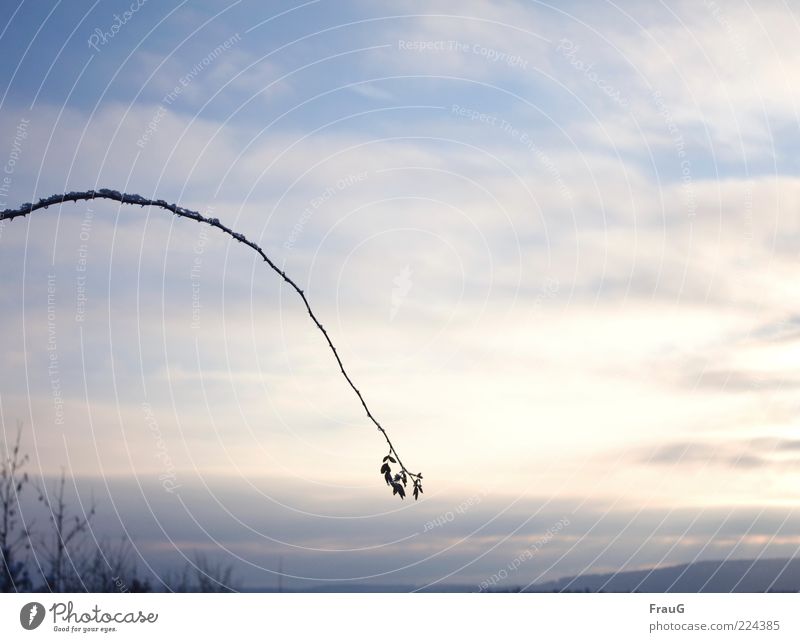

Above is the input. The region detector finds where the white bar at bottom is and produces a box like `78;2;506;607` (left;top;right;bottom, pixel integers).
3;593;798;640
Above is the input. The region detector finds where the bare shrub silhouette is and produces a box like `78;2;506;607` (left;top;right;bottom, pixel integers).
38;471;97;592
0;420;33;591
1;424;234;592
83;536;151;593
2;190;424;500
164;552;238;593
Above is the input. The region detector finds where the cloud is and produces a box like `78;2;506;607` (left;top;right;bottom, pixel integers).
12;473;800;589
356;0;554;81
4;1;800;568
641;436;800;470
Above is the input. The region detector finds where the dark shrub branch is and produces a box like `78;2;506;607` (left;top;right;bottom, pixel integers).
0;420;33;591
1;190;423;500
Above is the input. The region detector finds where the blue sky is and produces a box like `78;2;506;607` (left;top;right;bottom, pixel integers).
2;0;800;589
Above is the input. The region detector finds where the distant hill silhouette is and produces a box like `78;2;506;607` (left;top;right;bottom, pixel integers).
531;558;800;593
242;558;800;592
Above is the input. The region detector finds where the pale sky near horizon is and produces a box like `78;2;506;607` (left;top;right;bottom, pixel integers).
1;0;800;588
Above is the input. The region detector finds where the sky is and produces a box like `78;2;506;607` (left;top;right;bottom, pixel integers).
1;0;800;590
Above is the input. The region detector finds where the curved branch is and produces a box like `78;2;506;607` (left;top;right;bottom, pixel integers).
0;189;422;498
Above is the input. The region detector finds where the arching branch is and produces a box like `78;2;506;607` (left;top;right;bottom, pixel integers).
1;189;423;500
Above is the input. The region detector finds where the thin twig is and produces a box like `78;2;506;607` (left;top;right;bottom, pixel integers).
0;190;422;490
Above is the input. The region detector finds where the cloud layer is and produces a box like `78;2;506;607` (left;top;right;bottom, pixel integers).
2;0;799;586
